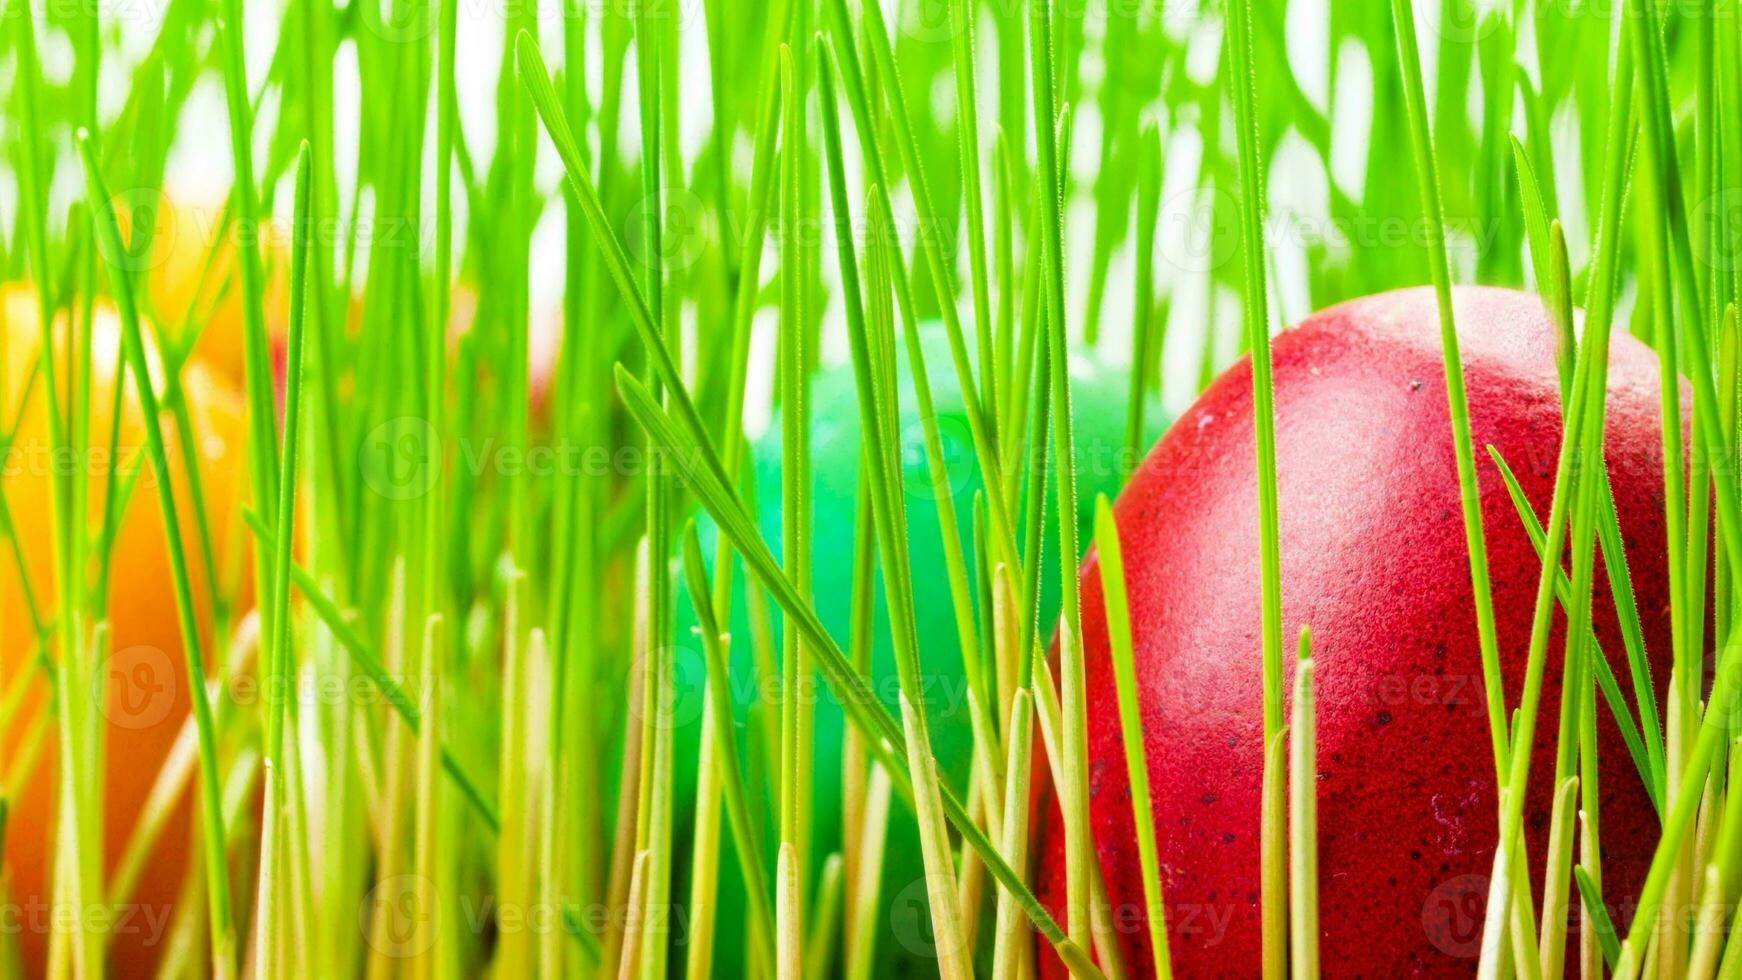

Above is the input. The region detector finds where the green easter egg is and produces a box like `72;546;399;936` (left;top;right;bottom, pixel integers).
669;322;1168;975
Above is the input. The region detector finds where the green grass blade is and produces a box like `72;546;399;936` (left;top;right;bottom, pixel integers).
1479;7;1638;971
1224;0;1288;969
1093;495;1171;975
1260;731;1287;980
1536;776;1580;978
989;691;1037;980
1686;864;1726;980
1574;865;1621;970
78;127;236;978
844;764;893;980
240;511;501;835
6;9;94;973
1025;0;1095;941
804;853;845;980
818;0;1025;590
217;0;284;612
819;64;969;968
415;613;449;980
1387;0;1507;784
776;41;809;975
1125;125;1164;477
681;522;779;971
612;365;1103;978
1289;634;1319;980
944;0;995;412
257;140;316;980
1535;216;1663;803
1511;133;1556;302
822;0;1024;585
853;0;998;451
1613;626;1742;976
1716;309;1740;647
1289;644;1309;980
1627;0;1742;590
1486;445;1661;807
516;33;724;480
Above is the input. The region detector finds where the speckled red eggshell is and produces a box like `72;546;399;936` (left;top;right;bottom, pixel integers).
1034;286;1676;978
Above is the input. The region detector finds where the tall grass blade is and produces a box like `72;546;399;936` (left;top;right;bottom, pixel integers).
1223;0;1288;969
1289;636;1318;980
78;128;236;979
1093;495;1171;974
